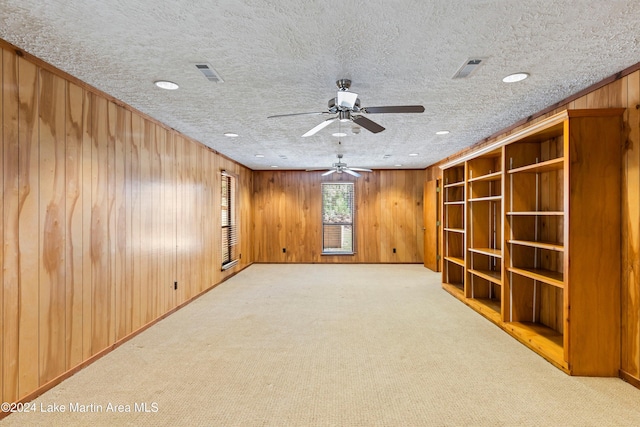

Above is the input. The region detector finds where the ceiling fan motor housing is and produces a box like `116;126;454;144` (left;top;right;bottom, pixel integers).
328;97;360;112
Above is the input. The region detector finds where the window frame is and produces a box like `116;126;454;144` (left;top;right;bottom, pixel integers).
221;171;239;270
321;182;356;255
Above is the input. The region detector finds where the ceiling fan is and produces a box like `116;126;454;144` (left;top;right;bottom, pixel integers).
267;79;425;137
306;154;372;177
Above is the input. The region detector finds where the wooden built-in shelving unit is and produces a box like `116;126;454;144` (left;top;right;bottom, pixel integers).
440;109;624;376
442;166;466;295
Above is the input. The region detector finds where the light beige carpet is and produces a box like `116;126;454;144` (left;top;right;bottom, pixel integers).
3;264;640;426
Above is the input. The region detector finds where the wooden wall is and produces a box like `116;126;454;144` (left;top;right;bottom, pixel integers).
427;68;640;384
0;44;253;404
252;169;426;263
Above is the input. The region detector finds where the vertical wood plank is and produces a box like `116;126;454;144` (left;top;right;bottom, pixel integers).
81;89;92;360
175;135;187;304
164;131;176;312
622;71;640;376
140;119;152;323
2;48;19;403
0;47;4;403
65;81;84;369
113;103;127;341
17;56;40;397
379;171;393;262
38;68;67;384
149;123;160;319
90;94;110;354
194;144;204;293
130;113;142;331
106;101;117;346
585;85;610;108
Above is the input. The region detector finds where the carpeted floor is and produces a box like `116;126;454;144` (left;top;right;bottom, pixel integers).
3;264;640;426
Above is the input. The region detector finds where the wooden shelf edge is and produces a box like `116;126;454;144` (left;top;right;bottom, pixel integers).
507;211;564;216
468;247;502;258
469;269;502;284
508;157;564;174
468;195;502;202
444;228;465;234
508;239;564;252
444;201;465;205
501;321;569;373
468;171;502;183
444;181;465;188
444;256;465;267
507;267;564;288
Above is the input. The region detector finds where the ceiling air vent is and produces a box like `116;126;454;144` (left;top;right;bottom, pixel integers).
452;58;485;79
195;63;224;83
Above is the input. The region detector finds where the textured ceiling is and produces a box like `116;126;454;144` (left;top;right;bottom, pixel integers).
1;1;639;170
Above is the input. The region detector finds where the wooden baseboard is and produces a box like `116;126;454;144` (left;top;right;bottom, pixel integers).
619;369;640;389
0;262;253;420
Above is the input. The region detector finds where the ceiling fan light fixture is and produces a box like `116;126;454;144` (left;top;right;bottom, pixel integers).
154;80;179;90
337;91;359;109
502;72;529;83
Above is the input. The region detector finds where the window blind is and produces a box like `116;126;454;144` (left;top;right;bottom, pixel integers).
221;172;238;269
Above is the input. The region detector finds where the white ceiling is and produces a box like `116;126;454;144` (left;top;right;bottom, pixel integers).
1;1;639;170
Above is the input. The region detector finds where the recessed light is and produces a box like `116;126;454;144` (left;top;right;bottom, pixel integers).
502;72;529;83
224;132;239;137
255;154;264;158
409;153;419;157
154;80;179;90
383;154;391;159
395;164;402;167
270;165;278;168
436;130;450;135
332;132;347;137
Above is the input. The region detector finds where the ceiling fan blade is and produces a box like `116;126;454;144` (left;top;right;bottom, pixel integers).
352;116;385;134
321;169;337;176
343;169;361;177
267;111;327;119
362;105;425;114
348;167;373;172
302;118;336;137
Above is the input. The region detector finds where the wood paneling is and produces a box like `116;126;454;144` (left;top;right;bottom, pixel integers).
623;71;640;378
65;81;84;371
252;170;424;263
38;68;67;384
424;179;439;271
2;47;18;404
0;45;253;405
18;56;40;397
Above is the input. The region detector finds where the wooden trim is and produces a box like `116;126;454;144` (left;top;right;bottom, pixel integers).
0;262;253;420
0;37;249;171
252;262;424;265
620;369;640;389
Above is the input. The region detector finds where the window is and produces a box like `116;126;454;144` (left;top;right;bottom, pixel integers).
221;171;238;269
321;182;355;254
